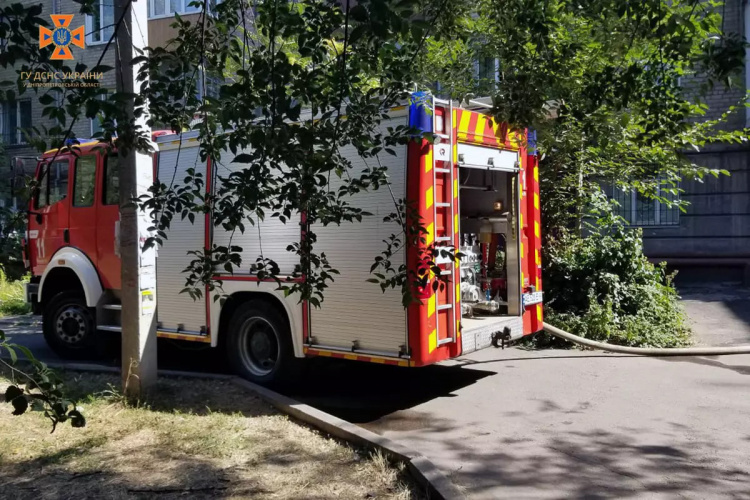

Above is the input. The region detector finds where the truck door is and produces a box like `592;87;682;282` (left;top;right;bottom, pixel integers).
96;153;121;290
68;152;99;268
29;157;71;277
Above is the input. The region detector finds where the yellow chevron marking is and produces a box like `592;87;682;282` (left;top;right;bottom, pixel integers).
475;115;487;141
344;354;358;361
428;294;436;317
454;214;459;234
534;166;539;181
458;111;472;139
454;179;458;198
535;221;540;238
491;120;501;145
534;192;540;210
537;304;543;321
425;222;434;246
536;249;541;266
429;329;437;353
425;148;433;173
426;186;433;210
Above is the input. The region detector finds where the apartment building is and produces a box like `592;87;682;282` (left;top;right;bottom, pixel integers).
616;0;750;284
0;0;206;208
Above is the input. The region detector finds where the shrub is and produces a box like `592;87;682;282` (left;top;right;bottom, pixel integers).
0;269;30;317
537;219;692;348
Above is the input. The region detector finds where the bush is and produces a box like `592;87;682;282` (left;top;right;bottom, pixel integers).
537;219;692;348
0;207;27;282
0;269;30;317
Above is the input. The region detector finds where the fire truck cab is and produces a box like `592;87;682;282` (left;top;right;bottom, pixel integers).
24;93;543;384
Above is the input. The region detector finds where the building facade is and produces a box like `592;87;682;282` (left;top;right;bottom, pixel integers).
615;0;750;284
0;0;204;209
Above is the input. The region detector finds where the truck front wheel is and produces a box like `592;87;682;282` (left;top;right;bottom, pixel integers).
42;292;96;359
226;305;298;386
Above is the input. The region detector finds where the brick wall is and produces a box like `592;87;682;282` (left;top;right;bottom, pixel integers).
680;0;747;130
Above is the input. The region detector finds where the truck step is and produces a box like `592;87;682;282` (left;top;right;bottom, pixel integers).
97;325;122;333
437;304;453;311
438;337;454;346
102;304;122;311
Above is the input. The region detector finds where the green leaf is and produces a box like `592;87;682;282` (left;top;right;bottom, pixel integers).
68;409;86;428
4;385;23;403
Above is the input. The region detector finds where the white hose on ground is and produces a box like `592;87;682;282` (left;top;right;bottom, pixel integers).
543;322;750;356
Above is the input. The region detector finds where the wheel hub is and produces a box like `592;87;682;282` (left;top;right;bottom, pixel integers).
239;317;279;376
55;306;88;344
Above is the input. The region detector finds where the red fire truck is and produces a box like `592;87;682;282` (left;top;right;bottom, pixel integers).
23;93;544;384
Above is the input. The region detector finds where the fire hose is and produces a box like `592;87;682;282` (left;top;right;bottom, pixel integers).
543;322;750;356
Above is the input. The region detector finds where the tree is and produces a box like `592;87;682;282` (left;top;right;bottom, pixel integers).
417;0;748;345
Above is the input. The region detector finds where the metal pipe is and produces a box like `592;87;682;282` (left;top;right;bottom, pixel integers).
543;322;750;356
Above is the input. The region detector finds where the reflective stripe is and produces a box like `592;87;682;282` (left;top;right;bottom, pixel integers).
303;347;410;367
157;331;211;343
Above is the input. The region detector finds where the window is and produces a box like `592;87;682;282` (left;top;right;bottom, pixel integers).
86;0;115;45
0;100;32;145
477;57;498;83
149;0;211;18
612;181;680;226
35;160;69;209
196;69;222;100
73;155;97;207
103;154;119;205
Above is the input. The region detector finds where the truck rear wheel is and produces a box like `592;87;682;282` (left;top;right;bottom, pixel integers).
42;292;96;359
226;304;298;386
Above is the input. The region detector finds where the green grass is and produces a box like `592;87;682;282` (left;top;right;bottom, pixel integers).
0;271;29;317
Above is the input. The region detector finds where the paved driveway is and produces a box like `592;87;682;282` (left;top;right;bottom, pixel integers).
3;285;750;498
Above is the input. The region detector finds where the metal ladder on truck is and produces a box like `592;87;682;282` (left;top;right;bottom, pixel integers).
432;96;457;347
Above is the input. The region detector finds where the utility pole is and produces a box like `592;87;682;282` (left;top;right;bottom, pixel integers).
115;0;157;398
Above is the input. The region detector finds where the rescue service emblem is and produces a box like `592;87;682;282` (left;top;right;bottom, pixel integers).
39;14;85;60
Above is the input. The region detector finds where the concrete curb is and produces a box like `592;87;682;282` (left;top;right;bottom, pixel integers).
6;360;464;499
232;378;465;500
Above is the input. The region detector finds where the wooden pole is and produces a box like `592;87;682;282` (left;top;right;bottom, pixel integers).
115;0;157;398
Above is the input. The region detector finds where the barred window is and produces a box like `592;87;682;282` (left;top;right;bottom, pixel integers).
612;181;680;226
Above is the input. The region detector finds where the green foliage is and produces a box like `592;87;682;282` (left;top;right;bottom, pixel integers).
0;207;27;282
1;330;86;430
420;0;749;232
0;270;30;317
539;213;691;348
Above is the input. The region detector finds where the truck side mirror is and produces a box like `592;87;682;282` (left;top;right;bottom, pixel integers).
36;213;42;224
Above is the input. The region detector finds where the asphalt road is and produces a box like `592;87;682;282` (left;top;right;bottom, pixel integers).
3;284;750;499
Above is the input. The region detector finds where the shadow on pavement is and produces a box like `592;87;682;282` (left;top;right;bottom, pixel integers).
283;358;496;424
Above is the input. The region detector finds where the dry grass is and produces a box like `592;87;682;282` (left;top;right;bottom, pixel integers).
0;372;423;499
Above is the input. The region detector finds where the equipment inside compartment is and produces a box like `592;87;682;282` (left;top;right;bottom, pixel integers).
458;168;520;319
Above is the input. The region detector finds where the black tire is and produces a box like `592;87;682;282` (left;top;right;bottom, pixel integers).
42;292;96;360
225;304;300;386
